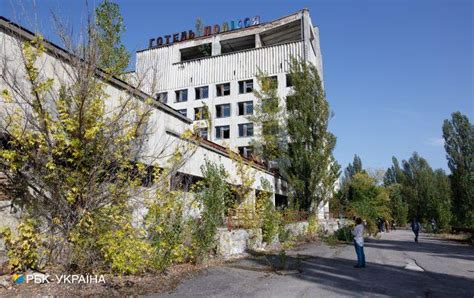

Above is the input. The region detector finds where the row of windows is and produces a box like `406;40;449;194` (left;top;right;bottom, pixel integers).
198;123;254;140
177;100;254;120
156;75;293;104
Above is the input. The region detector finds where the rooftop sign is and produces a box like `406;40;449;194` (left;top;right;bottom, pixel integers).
148;16;261;49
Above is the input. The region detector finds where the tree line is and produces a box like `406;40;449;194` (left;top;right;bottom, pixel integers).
333;112;473;231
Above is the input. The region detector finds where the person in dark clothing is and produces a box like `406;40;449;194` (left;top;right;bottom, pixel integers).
411;217;420;242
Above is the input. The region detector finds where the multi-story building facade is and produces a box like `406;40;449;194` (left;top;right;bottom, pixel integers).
134;9;324;158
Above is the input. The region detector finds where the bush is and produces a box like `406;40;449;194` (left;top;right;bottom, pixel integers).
98;225;153;274
145;190;191;271
257;179;281;244
335;226;354;243
192;160;230;260
0;219;41;272
307;215;318;236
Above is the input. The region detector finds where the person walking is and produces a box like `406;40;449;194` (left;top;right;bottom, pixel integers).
411;217;420;242
352;217;366;268
430;218;437;233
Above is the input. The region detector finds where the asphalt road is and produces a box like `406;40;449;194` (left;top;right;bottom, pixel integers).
156;230;474;297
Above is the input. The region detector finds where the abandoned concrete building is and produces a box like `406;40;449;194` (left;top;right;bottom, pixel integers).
133;9;324;160
0;9;330;228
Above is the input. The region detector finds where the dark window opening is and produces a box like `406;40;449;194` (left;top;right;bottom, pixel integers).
216;104;231;118
238;146;253;158
260;20;302;47
156;92;168;104
220;35;256;54
198;127;208;140
180;43;212;62
275;194;288;209
239;79;253;94
170;172;203;192
175;89;188;102
195;86;209;100
238;123;254;137
286;74;293;87
238;101;253;116
215;125;230;139
194;107;208;120
216;83;230;97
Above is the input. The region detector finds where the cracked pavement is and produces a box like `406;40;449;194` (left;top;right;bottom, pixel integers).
152;230;474;297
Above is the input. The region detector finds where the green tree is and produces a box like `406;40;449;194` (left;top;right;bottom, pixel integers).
338;154;365;208
386;184;408;227
442;112;474;227
344;154;363;183
399;153;452;229
346;172;391;235
281;59;340;211
94;0;130;76
193;159;231;259
248;69;284;165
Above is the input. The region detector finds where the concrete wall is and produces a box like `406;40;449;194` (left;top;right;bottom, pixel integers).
0;22;283;195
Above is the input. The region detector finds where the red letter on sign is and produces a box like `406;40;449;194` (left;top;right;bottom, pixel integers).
204;26;212;36
188;30;195;39
180;31;187;41
213;24;220;34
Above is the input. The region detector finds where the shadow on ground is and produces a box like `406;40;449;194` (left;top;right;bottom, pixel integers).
364;235;474;262
236;244;474;297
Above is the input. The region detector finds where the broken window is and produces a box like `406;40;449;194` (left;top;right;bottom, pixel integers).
216;104;231;118
195;86;209;100
238;123;254;137
216;83;230;97
215;125;230;139
180;43;212;62
199;127;208;140
238;101;253;116
238;79;254;94
156;92;168;104
238;146;253;158
175;89;188;102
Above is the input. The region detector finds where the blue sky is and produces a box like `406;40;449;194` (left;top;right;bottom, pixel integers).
1;0;472;172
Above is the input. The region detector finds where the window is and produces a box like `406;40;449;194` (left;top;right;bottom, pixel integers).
238;123;254;137
156;92;168;104
238;101;253;116
194;107;208;120
216;83;230;97
194;107;204;120
286;74;293;87
216;104;231;118
238;146;253;158
269;76;278;88
239;79;253;94
195;86;209;100
198;127;208;140
180;43;212;62
177;109;187;117
215;125;230;139
175;89;188;102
